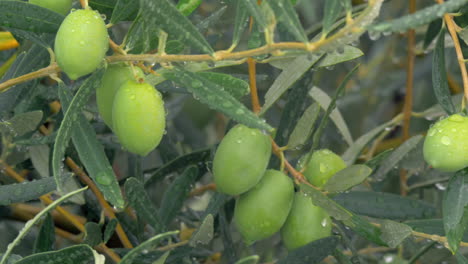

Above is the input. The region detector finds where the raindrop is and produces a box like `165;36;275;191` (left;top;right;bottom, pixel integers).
96;172;112;185
441;136;451;146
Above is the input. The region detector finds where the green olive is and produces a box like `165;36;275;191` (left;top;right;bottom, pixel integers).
29;0;73;15
281;192;332;250
423;114;468;172
212;124;272;195
96;64;144;128
303;149;346;187
234;169;294;245
112;80;165;156
54;9;109;80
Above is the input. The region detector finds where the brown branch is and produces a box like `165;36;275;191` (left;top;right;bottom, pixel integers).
247;58;261;114
189;183;216;197
0;63;60;93
65;158;134;249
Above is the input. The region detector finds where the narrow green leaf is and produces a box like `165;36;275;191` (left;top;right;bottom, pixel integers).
189;214;214;247
323;165;372;193
120;231;178;264
177;0;202;16
160;166;199;225
231;0;249;48
368;0;468;33
261;54;323;115
0;187;87;264
277;236;339;264
52;70;104;193
0;110;43;137
163;68;273;132
124;177;163;232
373;135;423;181
309;86;353;146
103;219;118;243
196;6;227;33
269;0;308;43
110;0;139;23
432;28;456;115
240;0;268;30
316;46;363;68
84;222;103;247
342;118;397;165
287;103;320;150
16;245;97;264
234;255;260;264
423;19;443;50
0;1;64;33
456;252;468;263
33;213;55;253
0;177;63;206
124;14;159;54
334;191;436;220
333;249;353;264
197;72;249;99
380;220;412;248
28;145;50;178
322;0;342;36
58;81;124;209
7;28;52;49
139;0;214;54
443;168;468;253
144;148;210;187
406;219;468;242
153;251;170;264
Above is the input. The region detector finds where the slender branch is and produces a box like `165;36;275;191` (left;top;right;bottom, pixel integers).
437;0;468;102
0;63;60;93
65;157;134;249
189;183;216;197
247;58;261;114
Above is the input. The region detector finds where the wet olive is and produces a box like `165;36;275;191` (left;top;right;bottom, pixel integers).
213;124;271;195
234;169;294;244
54;8;109;80
423;114;468;172
112;80;165;156
303;149;346;187
281;192;332;250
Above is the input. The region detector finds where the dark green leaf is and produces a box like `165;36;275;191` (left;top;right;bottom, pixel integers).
197;72;249;99
443;169;468;253
269;0;308;43
0;1;64;33
456;252;468;263
16;245;96;264
0;110;43;137
380;220;412;248
368;0;468;33
323;165;372;193
145;148;210;186
287;103;320;150
110;0;139;23
277;236;339;264
176;0;202;16
432;28;456;115
125;177;163;232
84;222;103;247
196;6;227;33
322;0;342;36
0;177;63;206
231;0;249;48
333;191;436;220
125;14;159;54
160;166;199;225
373;135;423;181
163;68;273;132
33;213;55;253
103;219;118;243
240;0;268;30
423;19;443;50
316;46;363;68
89;0;117;18
7;28;52;49
58;81;125;209
139;0;214;54
189;214;214;247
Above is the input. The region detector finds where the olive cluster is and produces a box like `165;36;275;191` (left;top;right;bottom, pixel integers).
54;7;166;156
213;125;347;249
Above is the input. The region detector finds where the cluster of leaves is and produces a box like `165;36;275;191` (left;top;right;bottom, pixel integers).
1;0;468;263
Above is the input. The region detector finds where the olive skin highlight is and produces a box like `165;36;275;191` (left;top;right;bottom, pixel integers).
112;80;165;156
54;9;109;80
234;170;294;245
423;114;468;172
212;124;271;195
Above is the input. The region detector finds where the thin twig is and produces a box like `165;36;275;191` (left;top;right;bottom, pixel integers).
65;158;134;249
247;58;261;114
